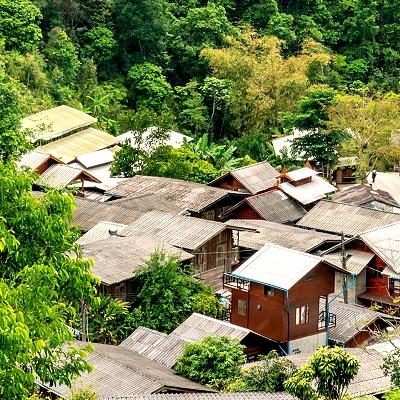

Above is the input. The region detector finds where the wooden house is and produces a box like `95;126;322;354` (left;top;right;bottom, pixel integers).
322;222;400;308
79;235;194;302
209;161;279;195
277;167;337;210
224;243;340;355
106;175;247;221
17;150;63;174
120;211;237;290
220;189;306;224
332;156;358;184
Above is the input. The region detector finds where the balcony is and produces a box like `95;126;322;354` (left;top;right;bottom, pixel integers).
223;273;250;291
318;310;337;330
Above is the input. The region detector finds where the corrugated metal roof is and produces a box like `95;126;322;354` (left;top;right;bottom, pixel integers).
285;348;390;396
37;127;119;163
231;244;322;290
73;197;146;232
210;161;279;194
226;219;340;252
17;151;62;171
324;298;397;345
323;249;374;275
80;236;193;285
37;164;100;188
22;105;97;142
110;194;181;214
332;184;400;208
279;175;337;205
360;222;400;274
49;342;211;398
171;313;253;343
119;327;186;368
77;148;116;168
223;190;306;223
107;175;237;213
296;201;400;236
77;221;128;245
99;393;297;400
286;167;318;181
121;211;227;251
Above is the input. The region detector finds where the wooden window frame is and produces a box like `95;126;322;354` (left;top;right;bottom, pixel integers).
238;299;247;316
295;304;310;325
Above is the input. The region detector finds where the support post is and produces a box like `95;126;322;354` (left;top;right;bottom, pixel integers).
341;232;348;304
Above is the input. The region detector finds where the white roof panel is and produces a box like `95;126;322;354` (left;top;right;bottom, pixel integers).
77;148;116;168
286;167;318;181
231;243;322;290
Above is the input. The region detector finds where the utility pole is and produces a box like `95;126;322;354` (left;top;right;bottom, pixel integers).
341;232;349;304
80;299;88;342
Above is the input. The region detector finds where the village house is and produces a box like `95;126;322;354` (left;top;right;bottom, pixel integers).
220;188;306;224
106;175;247;221
332;156;358;185
277;166;337;210
79;235;194;302
223;243;342;355
120;211;238;290
331;184;400;213
322;222;400;308
209;161;279;195
18;150;63;174
297;200;400;236
120;313;277;367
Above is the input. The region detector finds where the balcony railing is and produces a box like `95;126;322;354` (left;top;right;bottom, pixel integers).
318;310;337;330
223;273;250;291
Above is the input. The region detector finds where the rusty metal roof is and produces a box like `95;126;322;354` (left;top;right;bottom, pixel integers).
223;190;306;223
73;197;145;232
22;105;97;142
332;184;400;209
121;211;228;251
226;219;340;252
119;327;186;368
37;164;100;188
107;175;237;213
48;342;211;398
17;151;62;171
296;201;400;236
37;127;119;163
99;393;297;400
210;161;279;194
80;236;193;285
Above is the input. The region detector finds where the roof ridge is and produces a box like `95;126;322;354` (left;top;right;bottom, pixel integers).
326;200;400;215
359;221;400;236
261;242;322;260
189;313;252;334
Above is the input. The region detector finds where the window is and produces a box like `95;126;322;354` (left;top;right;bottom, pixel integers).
264;285;275;296
238;299;247;316
295;305;310;325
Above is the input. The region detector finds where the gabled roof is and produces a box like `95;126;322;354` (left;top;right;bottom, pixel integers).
21;105;97;143
121;211;228;251
279;174;337;205
107;175;239;213
296;201;400;236
80;236;193;285
37;164;100;188
73;197;145;232
331;184;400;209
209;161;279;194
231;243;323;290
322;249;374;275
110;194;181;214
47;342;211;398
99;393;297;400
17;151;62;172
222;190;306;223
285;167;318;182
77;221;128;245
360;222;400;274
226;219;340;252
324;298;398;345
120;327;186;368
37;127;119;163
76;148;116;168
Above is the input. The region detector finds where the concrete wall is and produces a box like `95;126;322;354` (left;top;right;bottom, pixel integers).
289;331;327;355
334;270;366;305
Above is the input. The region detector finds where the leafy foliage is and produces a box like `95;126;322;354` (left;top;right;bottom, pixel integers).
131;250;222;333
174;336;246;390
382;347;400;388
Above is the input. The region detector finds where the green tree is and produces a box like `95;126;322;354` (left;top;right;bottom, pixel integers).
174;336;246;390
127;62;173;111
132;251;222;333
382;347;400;388
239;350;298;392
285;346;360;400
0;0;42;53
385;390;400;400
